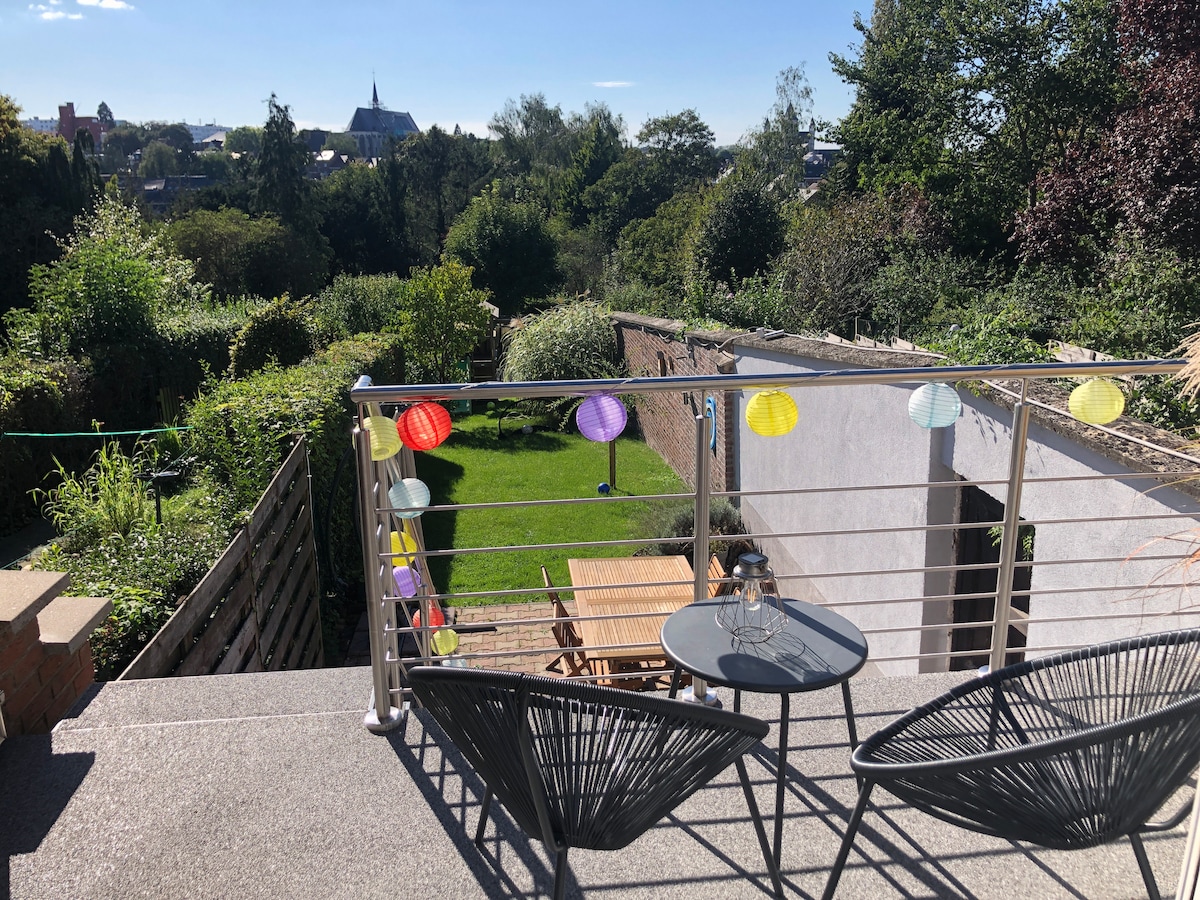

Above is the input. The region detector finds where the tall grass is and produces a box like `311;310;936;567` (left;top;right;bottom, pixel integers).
416;414;688;605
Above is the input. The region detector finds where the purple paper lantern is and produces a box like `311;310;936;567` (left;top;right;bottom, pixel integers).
393;564;422;598
577;394;628;442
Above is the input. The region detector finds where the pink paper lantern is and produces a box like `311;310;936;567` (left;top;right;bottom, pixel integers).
577;394;627;442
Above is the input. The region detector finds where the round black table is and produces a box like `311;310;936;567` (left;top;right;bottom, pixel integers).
660;597;869;867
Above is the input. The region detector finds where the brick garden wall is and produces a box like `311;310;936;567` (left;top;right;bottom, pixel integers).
612;312;736;493
0;619;96;735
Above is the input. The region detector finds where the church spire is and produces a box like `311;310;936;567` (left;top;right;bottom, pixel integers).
372;80;380;110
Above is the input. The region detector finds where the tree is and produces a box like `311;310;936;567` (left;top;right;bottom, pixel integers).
0;95;99;318
612;193;704;295
443;183;559;315
692;176;786;286
556;105;625;227
831;0;1121;257
8;196;205;358
254;94;310;226
397;125;494;262
139;141;179;179
152;123;196;155
489;93;572;176
96;102;114;129
1019;0;1200;261
167;207;325;300
223;126;263;156
103;125;143;157
637;109;718;193
320;133;358;158
397;260;490;384
316;162;413;276
738;66;815;195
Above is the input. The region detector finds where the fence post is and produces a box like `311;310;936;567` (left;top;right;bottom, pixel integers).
989;383;1031;673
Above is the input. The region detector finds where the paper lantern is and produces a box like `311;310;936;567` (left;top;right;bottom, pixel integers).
746;391;798;436
431;628;459;656
576;394;628;442
388;477;430;518
397;402;452;451
393;564;422;598
1069;379;1125;425
389;530;417;557
364;415;401;461
909;383;962;428
412;604;445;629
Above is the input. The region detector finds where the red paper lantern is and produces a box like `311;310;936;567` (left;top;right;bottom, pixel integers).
397;402;452;451
412;604;445;629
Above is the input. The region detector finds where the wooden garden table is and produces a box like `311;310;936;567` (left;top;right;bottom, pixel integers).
567;555;695;666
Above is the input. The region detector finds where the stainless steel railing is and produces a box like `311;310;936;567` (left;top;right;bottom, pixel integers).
352;358;1200;731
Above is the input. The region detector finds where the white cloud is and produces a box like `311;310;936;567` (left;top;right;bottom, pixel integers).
77;0;135;8
30;2;83;18
593;81;635;89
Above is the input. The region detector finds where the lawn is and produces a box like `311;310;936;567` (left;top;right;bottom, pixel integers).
414;412;689;605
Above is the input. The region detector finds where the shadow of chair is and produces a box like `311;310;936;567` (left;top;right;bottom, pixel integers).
409;666;783;900
822;628;1200;900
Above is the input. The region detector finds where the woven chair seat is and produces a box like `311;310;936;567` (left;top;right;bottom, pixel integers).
823;628;1200;899
410;666;783;899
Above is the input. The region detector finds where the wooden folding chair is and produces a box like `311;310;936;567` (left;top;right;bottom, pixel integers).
542;566;607;681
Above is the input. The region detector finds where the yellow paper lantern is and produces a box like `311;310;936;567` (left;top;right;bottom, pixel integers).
746;390;798;436
1068;379;1125;425
390;530;417;557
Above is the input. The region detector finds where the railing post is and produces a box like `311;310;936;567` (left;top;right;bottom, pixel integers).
683;404;719;705
355;401;405;733
989;384;1032;673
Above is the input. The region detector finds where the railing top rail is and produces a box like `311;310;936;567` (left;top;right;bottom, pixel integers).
352;358;1186;403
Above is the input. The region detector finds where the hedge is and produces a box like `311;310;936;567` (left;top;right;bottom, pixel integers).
184;332;405;647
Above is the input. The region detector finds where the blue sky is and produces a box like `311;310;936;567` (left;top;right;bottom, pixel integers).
2;0;867;146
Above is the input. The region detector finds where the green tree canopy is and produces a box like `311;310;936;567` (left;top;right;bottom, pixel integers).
443;183;560;315
398;259;491;383
223;126;263;156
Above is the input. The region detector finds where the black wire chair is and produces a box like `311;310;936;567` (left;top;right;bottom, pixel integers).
822;628;1200;900
409;666;783;899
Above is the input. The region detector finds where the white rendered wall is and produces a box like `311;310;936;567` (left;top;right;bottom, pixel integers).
733;345;1200;675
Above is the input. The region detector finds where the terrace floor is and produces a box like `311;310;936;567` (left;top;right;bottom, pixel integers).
1;665;1190;899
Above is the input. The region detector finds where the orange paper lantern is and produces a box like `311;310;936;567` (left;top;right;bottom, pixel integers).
397;402;452;451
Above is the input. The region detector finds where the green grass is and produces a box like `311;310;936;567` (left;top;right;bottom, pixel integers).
414;413;688;605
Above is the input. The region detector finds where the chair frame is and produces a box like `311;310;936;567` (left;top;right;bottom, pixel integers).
822;628;1200;900
410;666;783;899
542;565;595;680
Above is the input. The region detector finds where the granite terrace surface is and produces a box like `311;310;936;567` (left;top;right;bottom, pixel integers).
1;666;1190;899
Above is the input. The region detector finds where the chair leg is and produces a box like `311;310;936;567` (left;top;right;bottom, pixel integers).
474;788;493;848
1129;833;1161;900
553;847;569;900
736;756;784;898
821;780;875;900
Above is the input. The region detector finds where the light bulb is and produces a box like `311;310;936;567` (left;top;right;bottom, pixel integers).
741;578;762;612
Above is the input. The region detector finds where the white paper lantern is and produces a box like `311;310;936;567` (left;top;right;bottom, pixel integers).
388;477;430;518
909;383;962;428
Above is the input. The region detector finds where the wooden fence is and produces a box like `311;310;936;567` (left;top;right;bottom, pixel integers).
120;436;324;679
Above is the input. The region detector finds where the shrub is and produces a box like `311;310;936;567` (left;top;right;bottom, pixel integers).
34;439;155;548
154;298;262;398
309;274;405;345
638;497;748;567
228;296;314;376
501;300;621;383
0;353;91;533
